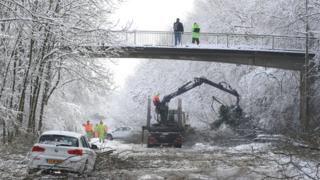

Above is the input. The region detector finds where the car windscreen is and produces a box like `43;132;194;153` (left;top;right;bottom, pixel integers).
39;135;79;147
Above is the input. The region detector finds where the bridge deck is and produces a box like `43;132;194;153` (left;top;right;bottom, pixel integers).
88;46;315;71
80;31;318;71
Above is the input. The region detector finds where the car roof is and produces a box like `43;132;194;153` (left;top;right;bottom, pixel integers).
41;130;82;138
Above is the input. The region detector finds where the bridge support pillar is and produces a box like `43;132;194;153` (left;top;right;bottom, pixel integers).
299;70;310;131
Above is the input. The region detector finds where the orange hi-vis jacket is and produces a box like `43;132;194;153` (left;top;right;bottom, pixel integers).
83;123;93;132
153;95;160;103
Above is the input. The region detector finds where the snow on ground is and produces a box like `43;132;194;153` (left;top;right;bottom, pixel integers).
190;143;223;151
91;139;319;180
0;138;319;179
138;174;165;180
227;142;272;153
91;138;136;152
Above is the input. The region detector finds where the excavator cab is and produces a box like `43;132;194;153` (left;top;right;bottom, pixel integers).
167;110;177;122
167;110;188;129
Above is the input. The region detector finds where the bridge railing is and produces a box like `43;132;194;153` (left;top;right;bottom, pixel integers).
80;31;319;52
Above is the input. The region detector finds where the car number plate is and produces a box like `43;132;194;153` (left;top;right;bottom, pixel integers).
47;159;64;164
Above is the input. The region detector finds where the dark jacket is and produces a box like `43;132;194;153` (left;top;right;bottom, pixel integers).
173;22;184;32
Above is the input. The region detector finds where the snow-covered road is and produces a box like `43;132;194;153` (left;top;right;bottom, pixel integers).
92;140;319;180
0;139;319;179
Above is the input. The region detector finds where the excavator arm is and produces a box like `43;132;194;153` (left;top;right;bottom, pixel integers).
156;77;240;124
197;77;240;105
161;79;202;104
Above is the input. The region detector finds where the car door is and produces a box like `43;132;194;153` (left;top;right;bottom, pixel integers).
122;127;131;138
80;136;96;171
112;128;122;139
118;127;127;138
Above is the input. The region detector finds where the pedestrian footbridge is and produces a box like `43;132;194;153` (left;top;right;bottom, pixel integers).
79;31;317;71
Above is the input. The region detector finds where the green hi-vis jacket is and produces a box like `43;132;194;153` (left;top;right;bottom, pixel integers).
192;23;200;38
96;123;106;137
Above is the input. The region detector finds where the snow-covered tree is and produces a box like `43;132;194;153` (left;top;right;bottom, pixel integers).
0;0;122;143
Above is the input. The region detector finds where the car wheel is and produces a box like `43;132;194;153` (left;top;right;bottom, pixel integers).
93;161;96;171
84;159;95;177
80;160;93;177
106;134;113;140
81;159;89;175
174;144;182;148
147;143;153;148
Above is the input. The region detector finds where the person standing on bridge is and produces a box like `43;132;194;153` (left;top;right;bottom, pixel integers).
192;22;200;45
173;18;184;46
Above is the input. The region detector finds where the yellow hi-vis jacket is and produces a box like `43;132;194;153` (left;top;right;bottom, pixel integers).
192;23;200;38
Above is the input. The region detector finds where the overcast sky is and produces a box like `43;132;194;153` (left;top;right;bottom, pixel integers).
112;0;195;31
111;0;195;87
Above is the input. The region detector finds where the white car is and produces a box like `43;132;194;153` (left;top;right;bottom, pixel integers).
106;127;133;140
28;130;97;174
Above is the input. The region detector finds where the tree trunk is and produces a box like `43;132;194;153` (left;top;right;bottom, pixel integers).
9;52;18;109
38;61;52;132
28;64;45;133
27;80;33;132
28;26;52;133
2;117;5;144
17;38;34;134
